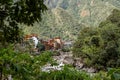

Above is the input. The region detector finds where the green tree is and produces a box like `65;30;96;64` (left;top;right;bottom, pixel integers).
0;0;47;44
72;9;120;70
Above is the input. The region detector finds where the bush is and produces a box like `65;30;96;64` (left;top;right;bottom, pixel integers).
0;45;54;80
0;45;120;80
38;67;92;80
107;68;120;80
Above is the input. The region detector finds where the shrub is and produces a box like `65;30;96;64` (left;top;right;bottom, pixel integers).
38;67;92;80
0;45;54;80
107;68;120;80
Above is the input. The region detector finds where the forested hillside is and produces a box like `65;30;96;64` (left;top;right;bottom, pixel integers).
44;0;120;27
23;0;120;41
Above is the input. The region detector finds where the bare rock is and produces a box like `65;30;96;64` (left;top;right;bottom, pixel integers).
73;58;84;69
87;67;96;73
63;56;74;64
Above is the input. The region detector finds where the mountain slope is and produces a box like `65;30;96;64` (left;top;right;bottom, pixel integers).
23;0;120;40
23;8;81;40
44;0;120;27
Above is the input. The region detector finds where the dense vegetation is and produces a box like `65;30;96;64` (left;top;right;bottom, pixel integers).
0;0;47;44
0;46;120;80
45;0;120;27
0;0;120;80
22;9;81;40
72;9;120;70
0;45;55;80
22;0;120;41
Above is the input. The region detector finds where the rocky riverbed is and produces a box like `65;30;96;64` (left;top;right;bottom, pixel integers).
41;50;97;73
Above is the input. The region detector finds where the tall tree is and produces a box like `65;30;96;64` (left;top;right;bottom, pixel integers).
0;0;47;44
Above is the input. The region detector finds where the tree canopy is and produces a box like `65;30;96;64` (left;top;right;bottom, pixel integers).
0;0;47;43
72;9;120;70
